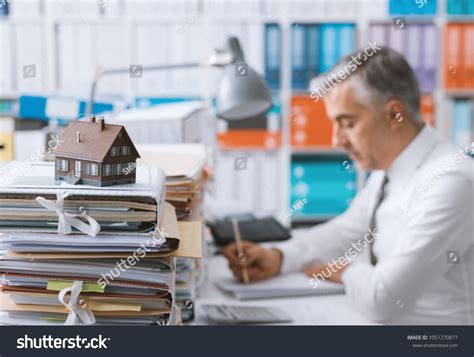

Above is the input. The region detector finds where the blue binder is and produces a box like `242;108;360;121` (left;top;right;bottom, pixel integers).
319;24;355;74
338;24;356;59
291;157;356;217
306;25;320;88
0;1;8;16
467;0;474;14
389;0;437;15
134;96;201;108
452;99;472;148
291;24;321;91
319;24;339;73
446;0;466;14
291;24;307;91
420;24;437;92
265;23;281;91
19;95;114;123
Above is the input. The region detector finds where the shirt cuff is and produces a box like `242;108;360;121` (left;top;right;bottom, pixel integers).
272;240;304;274
341;262;374;287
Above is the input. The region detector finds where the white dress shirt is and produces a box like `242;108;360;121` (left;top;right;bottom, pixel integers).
277;125;474;325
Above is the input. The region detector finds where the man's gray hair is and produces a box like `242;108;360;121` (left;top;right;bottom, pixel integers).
310;47;420;120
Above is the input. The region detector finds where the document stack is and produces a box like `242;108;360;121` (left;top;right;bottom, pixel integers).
138;144;207;322
0;161;201;325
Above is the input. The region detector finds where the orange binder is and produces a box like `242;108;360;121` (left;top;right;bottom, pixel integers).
290;95;333;148
463;24;474;89
444;23;463;89
420;94;435;127
217;129;281;150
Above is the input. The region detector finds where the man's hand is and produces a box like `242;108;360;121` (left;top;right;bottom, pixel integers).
303;262;350;284
222;241;283;283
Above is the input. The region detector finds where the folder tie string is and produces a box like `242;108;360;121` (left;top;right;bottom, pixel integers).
58;280;96;325
36;192;101;237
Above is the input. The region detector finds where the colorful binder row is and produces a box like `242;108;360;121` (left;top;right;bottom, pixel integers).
265;23;356;92
444;23;474;90
290;93;437;149
291;23;356;91
369;22;437;93
18;95;115;124
18;95;114;125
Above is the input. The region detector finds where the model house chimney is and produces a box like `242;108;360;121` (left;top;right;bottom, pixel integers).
90;116;96;123
76;132;81;143
99;118;105;131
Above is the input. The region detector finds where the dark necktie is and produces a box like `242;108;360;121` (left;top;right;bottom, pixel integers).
369;175;389;265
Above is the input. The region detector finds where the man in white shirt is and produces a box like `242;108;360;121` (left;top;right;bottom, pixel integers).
223;47;473;325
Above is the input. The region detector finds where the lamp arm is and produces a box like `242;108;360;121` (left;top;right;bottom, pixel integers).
86;62;206;118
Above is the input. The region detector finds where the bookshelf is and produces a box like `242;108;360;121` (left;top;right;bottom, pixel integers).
0;0;472;227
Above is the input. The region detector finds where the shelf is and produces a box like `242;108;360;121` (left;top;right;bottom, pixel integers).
445;90;474;98
291;215;336;224
291;147;347;155
445;16;474;22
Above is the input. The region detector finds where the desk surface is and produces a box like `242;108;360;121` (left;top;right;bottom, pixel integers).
194;255;375;325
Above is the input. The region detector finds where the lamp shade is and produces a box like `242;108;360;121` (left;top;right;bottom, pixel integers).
216;63;273;120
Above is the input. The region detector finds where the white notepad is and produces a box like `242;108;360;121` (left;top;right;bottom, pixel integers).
215;273;344;300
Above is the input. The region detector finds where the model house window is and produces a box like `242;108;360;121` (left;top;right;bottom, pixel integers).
121;146;130;156
112;163;122;176
86;163;99;176
103;164;111;176
58;159;68;172
110;147;120;156
117;132;123;139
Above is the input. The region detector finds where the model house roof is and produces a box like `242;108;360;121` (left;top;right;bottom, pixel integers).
51;119;140;162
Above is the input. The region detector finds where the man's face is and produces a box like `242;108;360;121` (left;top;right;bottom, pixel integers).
324;81;391;170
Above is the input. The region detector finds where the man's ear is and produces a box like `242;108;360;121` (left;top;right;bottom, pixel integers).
383;99;407;130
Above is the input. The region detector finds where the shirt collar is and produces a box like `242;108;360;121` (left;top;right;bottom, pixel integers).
386;124;439;187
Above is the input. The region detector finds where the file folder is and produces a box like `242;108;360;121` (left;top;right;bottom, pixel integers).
468;0;474;14
444;23;463;89
319;24;339;73
405;25;423;90
369;24;389;47
464;24;474;89
265;23;281;91
306;25;320;85
421;24;437;92
446;0;466;14
290;95;332;148
338;24;356;59
291;24;321;91
291;25;307;91
452;99;472;148
291;157;356;217
389;0;437;15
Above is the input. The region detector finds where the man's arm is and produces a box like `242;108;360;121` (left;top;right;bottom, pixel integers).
275;171;383;273
341;172;473;323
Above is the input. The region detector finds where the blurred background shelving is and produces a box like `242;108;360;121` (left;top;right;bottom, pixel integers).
0;0;473;228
